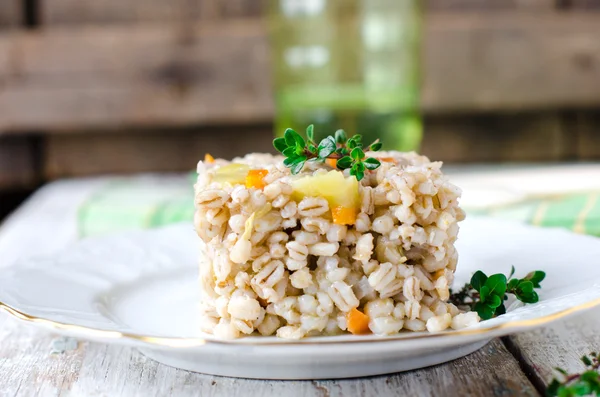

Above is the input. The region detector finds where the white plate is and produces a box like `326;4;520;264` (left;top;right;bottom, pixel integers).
1;218;600;379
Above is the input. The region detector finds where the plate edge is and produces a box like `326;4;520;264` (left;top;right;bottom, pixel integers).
2;295;600;347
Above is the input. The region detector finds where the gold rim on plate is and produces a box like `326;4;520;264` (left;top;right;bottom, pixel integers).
2;296;600;348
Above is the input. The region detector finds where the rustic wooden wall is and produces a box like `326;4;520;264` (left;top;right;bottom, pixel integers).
2;13;600;132
0;1;20;28
0;0;598;186
0;1;34;192
39;0;262;24
425;0;555;10
44;125;273;178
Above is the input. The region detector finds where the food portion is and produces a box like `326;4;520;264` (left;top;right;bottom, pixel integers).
194;127;479;339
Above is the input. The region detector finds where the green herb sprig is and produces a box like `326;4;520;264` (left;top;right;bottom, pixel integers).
273;125;383;181
449;266;546;320
547;352;600;396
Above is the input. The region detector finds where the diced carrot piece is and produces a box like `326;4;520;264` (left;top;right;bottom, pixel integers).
204;153;215;163
347;308;370;335
245;169;269;189
331;206;357;225
326;158;338;168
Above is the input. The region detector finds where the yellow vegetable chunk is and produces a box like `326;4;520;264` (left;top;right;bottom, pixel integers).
291;170;360;210
213;163;250;185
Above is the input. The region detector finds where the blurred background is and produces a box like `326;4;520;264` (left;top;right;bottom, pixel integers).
0;0;600;228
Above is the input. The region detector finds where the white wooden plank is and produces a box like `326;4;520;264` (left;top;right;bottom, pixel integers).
0;313;536;397
506;307;600;390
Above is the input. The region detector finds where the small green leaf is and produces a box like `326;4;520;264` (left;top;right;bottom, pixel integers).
485;274;508;297
282;147;297;158
336;156;353;169
308;144;317;153
488;294;502;309
507;278;519;291
547;379;561;396
480;285;490;303
289;159;306;175
347;138;357;149
352;169;365;181
370;141;383;152
363;157;381;170
318;136;337;159
351;147;365;160
473;301;495;320
351;134;362;147
526;271;546;288
284;128;299;146
581;370;599;382
283;155;301;166
334;129;347;144
517;280;534;295
294;132;306;148
470;271;488;291
518;291;539;304
557;386;573;397
582;356;593;366
273;137;288;153
508;265;516;280
555;367;569;376
306;124;315;142
571;381;592;396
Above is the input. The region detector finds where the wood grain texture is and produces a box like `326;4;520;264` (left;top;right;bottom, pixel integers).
42;115;585;179
40;0;261;25
426;0;555;10
0;1;20;28
505;307;600;390
1;13;600;132
422;113;567;163
0;21;273;132
40;0;195;25
0;136;38;190
0;314;537;397
422;12;600;113
571;111;600;160
43;125;274;178
566;0;600;9
0;35;11;80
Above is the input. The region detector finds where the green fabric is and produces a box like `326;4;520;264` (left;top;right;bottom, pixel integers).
77;175;600;238
470;193;600;236
77;176;195;238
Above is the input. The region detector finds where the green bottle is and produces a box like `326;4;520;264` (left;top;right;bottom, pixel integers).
267;0;422;151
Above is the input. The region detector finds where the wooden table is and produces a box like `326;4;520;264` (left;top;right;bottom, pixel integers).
0;176;598;397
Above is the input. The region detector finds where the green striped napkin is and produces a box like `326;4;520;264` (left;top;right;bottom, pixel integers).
470;192;600;237
76;174;600;238
77;176;196;238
